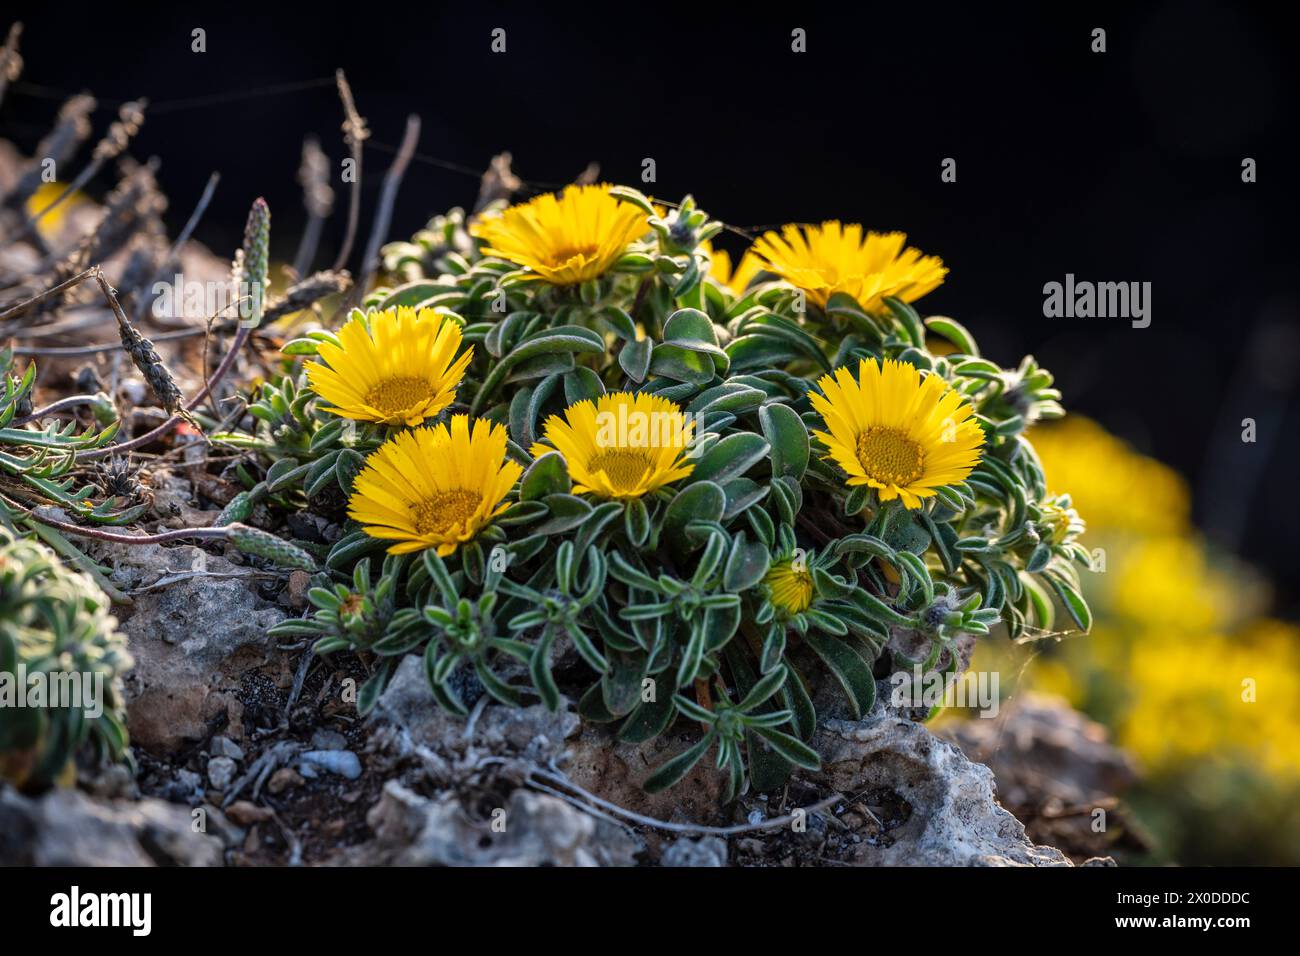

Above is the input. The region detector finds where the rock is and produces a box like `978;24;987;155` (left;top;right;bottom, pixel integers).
93;540;288;753
810;715;1071;866
661;836;728;867
941;692;1144;862
225;800;274;826
207;756;237;791
372;655;578;756
267;768;304;795
942;692;1139;808
299;750;362;780
563;724;728;826
286;569;312;608
210;736;244;761
159;768;203;804
310;729;348;751
352;781;641;866
0;785;223;866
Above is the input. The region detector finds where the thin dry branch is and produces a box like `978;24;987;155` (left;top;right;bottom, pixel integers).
352;114;420;306
330;69;368;271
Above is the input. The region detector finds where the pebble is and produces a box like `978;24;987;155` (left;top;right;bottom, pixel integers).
286;570;311;608
164;768;203;803
210;736;244;761
225;800;274;825
267;767;304;795
310;729;348;751
299;750;362;780
207;756;237;790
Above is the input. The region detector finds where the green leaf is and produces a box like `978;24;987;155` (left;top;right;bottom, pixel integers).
689;432;769;484
618;338;653;382
624;497;651;547
643;734;713;793
804;631;876;719
529;627;562;712
723;532;771;592
751;726;821;770
564;366;605;403
1043;570;1092;632
650;344;715;384
662;308;720;347
663;480;725;553
378;280;454;309
759;402;809;480
925;315;979;356
520;452;570;500
617;692;676;743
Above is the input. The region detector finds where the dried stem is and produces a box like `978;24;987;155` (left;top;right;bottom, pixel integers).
293;136;333;278
0;22;22;110
352;113;420;306
133;170;220;323
15;502;229;545
4;99;147;249
331;69;368;271
12;393;105;425
0;266;97;321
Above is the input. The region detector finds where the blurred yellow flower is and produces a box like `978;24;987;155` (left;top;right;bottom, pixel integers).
703;241;764;295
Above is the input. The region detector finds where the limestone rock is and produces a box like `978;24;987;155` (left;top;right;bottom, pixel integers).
811;715;1071;866
353;781;641;866
94;541;287;753
0;785;223;866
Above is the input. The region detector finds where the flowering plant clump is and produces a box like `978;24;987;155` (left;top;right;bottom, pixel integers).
0;529;132;792
248;183;1091;797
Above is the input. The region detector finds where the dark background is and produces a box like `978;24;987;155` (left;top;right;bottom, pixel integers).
4;1;1297;608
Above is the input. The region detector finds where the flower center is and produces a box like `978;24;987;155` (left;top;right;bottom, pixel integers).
589;449;653;494
411;489;481;536
856;426;924;486
550;243;600;265
365;376;433;416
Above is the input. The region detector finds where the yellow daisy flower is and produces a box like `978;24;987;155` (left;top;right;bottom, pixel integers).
470;183;648;286
703;241;765;295
348;416;523;556
752;221;947;315
305;307;472;427
530;392;696;499
765;559;815;614
809;358;984;509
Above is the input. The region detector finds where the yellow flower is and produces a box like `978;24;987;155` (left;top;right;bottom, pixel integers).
348;416;522;556
305;307;472;427
530;392;695;499
809;358;984;508
751;221;947;314
703;241;764;295
1032;417;1190;536
765;559;815;614
470;184;648;285
24;181;89;240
